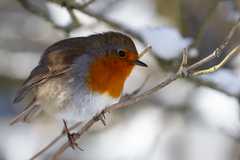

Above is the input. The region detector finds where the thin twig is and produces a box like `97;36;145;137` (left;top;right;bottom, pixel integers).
187;20;240;72
192;46;240;76
139;46;152;58
17;0;93;35
177;48;188;76
50;23;240;159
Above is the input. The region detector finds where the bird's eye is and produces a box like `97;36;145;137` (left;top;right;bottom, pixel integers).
117;49;126;58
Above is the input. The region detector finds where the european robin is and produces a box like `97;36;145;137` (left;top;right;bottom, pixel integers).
11;32;147;125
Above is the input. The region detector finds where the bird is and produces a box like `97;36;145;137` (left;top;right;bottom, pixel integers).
10;31;147;126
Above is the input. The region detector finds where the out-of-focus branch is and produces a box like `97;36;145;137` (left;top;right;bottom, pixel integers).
60;0;96;33
191;1;219;47
48;0;144;42
17;0;52;25
17;0;91;34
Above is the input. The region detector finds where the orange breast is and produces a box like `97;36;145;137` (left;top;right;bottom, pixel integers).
86;55;134;98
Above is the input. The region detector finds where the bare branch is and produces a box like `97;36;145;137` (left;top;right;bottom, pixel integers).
139;46;152;58
192;45;240;76
177;48;188;77
49;22;240;159
48;0;144;42
187;20;240;73
17;0;51;23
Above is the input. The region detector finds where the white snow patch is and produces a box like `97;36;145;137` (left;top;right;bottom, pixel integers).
192;87;240;136
47;2;71;27
142;27;192;59
0;50;39;79
200;69;240;95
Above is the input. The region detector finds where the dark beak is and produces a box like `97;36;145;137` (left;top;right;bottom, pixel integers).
134;60;148;67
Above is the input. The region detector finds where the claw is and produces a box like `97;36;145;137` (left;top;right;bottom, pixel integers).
62;120;84;151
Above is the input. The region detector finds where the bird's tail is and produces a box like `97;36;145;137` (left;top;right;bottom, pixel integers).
10;98;42;125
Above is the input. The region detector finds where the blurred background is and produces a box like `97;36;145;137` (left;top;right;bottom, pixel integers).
1;0;240;160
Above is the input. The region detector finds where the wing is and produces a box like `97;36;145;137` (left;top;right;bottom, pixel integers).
13;63;71;103
13;37;87;103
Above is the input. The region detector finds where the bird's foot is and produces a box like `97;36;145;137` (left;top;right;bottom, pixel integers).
62;119;83;151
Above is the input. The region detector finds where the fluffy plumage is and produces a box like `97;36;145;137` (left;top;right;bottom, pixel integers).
11;32;141;124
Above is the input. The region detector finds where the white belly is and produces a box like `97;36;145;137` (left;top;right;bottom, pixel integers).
56;92;118;122
37;78;119;122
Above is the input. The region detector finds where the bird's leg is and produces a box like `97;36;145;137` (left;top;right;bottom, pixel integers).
62;119;83;151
